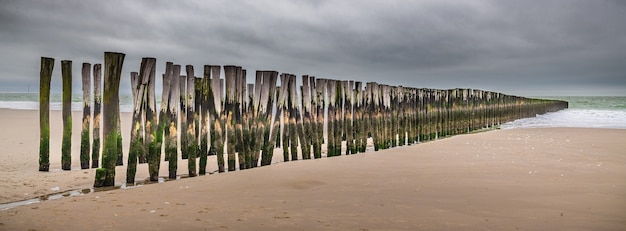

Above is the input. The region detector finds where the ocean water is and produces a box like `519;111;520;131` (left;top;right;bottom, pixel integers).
0;93;624;129
500;96;626;129
0;92;135;112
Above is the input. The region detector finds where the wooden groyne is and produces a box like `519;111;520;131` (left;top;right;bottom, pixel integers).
38;52;568;187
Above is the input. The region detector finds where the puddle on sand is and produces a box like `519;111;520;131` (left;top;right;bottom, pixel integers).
0;176;179;211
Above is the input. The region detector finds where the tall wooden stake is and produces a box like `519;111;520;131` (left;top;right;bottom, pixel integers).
185;65;197;176
95;52;124;187
39;57;54;172
80;63;92;169
61;60;72;171
167;65;180;179
92;64;102;168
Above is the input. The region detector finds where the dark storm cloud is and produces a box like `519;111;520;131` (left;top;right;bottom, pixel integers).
1;0;625;96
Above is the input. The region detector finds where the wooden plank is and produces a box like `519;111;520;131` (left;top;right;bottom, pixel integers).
39;57;54;172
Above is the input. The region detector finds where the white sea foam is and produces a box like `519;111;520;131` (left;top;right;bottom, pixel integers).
501;109;626;129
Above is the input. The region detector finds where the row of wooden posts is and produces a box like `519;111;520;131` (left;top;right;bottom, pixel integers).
38;52;569;187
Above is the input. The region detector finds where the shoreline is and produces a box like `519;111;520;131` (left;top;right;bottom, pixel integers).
1;108;625;230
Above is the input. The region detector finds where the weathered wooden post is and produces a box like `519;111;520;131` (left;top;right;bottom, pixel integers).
80;63;91;169
39;57;54;172
166;65;181;179
345;81;354;154
126;71;146;184
234;68;246;169
326;80;337;156
61;60;72;170
116;116;123;166
92;64;102;168
224;65;238;171
300;75;312;160
353;81;365;153
140;58;159;181
199;74;209;175
209;66;226;173
179;73;188;160
260;71;279;166
314;78;326;159
185;65;197;176
95;52;124;187
288;74;299;161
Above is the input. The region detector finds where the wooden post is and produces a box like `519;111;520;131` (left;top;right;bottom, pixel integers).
95;52;124;187
313;78;326;159
279;74;290;161
139;58;159;181
345;81;354;154
260;71;279;166
300;75;312;160
245;82;255;168
166;65;180;179
326;80;336;157
126;71;146;184
288;74;299;161
224;65;237;171
92;64;102;168
209;66;226;173
185;65;197;176
154;62;172;179
353;81;364;153
80;63;91;169
198;75;209;175
116;115;123;166
179;74;188;160
234;68;246;169
39;57;54;172
61;60;72;171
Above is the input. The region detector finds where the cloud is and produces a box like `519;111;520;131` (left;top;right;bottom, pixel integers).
0;0;624;96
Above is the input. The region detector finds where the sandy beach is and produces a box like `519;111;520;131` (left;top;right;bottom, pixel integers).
0;108;625;230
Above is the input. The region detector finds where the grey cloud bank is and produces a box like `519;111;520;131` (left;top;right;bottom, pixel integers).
1;0;625;96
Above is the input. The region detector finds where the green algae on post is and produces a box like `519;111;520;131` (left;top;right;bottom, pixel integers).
39;57;54;172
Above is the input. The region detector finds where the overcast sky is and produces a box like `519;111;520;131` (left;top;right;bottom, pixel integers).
1;0;625;96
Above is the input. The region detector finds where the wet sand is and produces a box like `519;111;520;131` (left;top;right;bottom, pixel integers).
0;108;625;230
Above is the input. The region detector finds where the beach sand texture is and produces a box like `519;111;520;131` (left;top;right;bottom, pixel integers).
0;108;625;230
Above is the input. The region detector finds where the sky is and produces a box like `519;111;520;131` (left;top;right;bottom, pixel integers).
1;0;625;97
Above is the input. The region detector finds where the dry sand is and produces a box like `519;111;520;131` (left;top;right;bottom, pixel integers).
0;108;625;230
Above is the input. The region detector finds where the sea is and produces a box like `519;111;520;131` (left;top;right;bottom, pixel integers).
0;93;624;129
